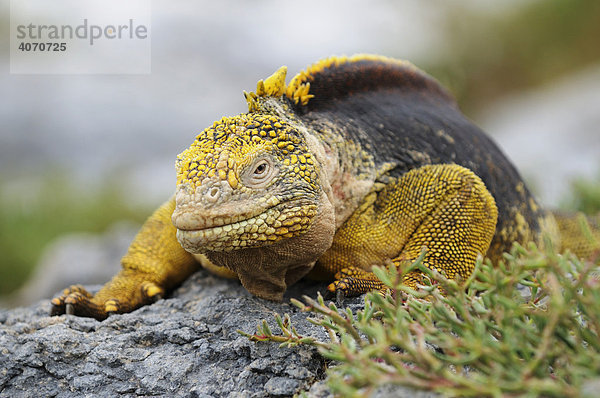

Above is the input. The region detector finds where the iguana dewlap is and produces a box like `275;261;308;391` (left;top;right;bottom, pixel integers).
51;55;599;320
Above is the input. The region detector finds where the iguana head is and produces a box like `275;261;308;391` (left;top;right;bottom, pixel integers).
172;67;331;258
173;111;324;253
172;67;338;300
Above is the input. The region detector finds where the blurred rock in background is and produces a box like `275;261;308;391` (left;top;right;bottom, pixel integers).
481;66;600;204
0;222;137;308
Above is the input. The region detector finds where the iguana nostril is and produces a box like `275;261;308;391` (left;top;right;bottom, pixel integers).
207;187;220;202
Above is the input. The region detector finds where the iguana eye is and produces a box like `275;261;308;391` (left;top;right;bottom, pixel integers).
254;162;267;175
242;157;277;188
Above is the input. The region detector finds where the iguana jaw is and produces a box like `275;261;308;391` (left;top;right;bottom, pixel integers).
172;191;281;231
174;196;318;253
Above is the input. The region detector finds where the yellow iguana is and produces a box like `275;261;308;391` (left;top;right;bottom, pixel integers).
51;54;600;320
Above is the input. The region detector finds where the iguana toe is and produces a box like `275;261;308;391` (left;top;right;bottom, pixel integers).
104;299;120;314
335;289;345;307
140;281;164;302
327;267;386;298
50;297;66;316
65;291;108;319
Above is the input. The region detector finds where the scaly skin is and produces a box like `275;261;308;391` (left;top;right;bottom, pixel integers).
321;164;498;294
52;55;600;320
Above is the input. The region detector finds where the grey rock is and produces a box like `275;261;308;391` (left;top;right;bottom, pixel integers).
264;377;299;396
0;247;433;398
0;270;340;397
306;379;332;398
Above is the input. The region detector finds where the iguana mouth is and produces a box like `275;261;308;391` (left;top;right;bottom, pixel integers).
175;200;318;253
176;207;280;249
172;194;281;231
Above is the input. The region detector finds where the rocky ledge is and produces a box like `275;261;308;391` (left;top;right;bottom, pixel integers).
0;270;347;397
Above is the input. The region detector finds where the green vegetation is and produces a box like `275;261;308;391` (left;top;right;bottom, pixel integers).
243;240;600;397
424;0;600;114
0;175;150;297
561;175;600;215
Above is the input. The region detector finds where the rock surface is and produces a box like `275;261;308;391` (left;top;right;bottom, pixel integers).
0;270;441;397
0;271;339;397
0;216;439;397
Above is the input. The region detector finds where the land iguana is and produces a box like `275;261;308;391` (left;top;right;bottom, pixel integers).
51;54;600;320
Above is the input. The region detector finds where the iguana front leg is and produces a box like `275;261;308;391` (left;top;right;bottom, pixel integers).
51;198;199;320
320;164;498;296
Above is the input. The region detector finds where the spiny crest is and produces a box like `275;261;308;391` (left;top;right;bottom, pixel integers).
244;66;289;112
285;54;412;97
286;54;454;111
243;54;451;113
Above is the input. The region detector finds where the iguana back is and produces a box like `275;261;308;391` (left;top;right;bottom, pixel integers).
290;56;547;263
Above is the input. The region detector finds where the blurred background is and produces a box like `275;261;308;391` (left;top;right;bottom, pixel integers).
1;0;599;307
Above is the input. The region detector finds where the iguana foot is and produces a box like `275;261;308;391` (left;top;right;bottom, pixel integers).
326;266;388;297
51;285;106;319
50;280;165;320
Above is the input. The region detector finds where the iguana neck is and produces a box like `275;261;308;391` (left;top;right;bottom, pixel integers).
300;120;377;229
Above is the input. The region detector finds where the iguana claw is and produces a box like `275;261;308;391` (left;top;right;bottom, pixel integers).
50;280;166;320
